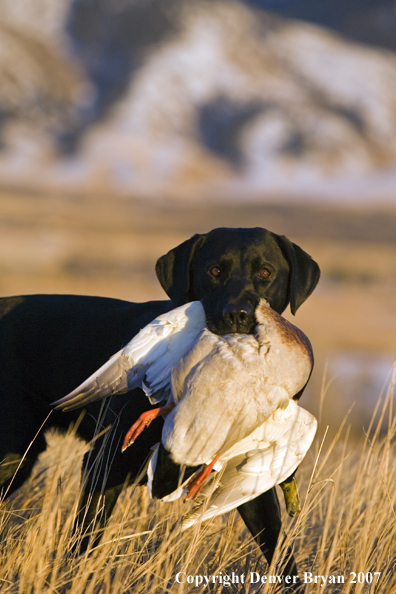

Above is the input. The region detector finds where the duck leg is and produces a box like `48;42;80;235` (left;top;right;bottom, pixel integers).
122;401;175;452
185;455;219;500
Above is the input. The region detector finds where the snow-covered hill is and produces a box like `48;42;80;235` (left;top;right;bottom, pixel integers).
1;0;396;203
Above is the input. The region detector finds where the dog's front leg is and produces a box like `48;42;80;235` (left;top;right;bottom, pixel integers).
237;488;301;589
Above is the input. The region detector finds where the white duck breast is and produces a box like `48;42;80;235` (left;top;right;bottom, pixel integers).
155;400;317;528
161;300;313;468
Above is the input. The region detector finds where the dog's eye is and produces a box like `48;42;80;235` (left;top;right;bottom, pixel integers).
209;266;221;277
258;268;271;279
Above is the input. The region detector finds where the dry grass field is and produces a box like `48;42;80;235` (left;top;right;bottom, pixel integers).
1;373;395;593
1;189;396;592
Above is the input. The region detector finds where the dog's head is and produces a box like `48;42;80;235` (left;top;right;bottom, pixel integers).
156;227;320;335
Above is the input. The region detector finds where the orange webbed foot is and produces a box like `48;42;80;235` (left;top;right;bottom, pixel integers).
122;401;175;452
185;455;219;500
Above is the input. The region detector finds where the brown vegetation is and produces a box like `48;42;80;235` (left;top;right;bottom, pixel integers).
1;367;395;593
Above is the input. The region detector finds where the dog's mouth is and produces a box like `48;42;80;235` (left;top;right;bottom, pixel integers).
206;320;256;336
205;311;256;336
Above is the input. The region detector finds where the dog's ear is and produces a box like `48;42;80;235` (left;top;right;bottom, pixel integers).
276;235;320;315
155;234;207;305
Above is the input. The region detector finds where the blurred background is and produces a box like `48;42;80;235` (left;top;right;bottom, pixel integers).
0;0;395;435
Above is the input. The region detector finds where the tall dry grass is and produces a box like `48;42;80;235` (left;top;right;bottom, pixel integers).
1;367;396;594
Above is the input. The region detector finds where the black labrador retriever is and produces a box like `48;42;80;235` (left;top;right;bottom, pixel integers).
0;227;320;579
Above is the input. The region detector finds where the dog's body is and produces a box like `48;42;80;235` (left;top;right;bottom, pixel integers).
0;227;319;578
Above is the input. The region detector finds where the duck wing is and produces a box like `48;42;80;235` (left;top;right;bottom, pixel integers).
159;401;317;528
52;301;206;411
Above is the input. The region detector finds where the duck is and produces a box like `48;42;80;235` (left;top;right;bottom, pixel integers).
159;398;317;529
53;299;317;521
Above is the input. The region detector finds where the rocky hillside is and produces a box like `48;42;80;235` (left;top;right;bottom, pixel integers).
1;0;396;202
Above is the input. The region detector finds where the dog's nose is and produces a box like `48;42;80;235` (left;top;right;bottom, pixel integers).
222;303;253;332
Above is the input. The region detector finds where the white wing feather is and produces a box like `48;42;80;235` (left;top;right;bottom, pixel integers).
52;301;206;411
148;401;317;528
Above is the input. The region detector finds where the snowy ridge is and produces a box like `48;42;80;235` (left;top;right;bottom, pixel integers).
0;1;396;203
